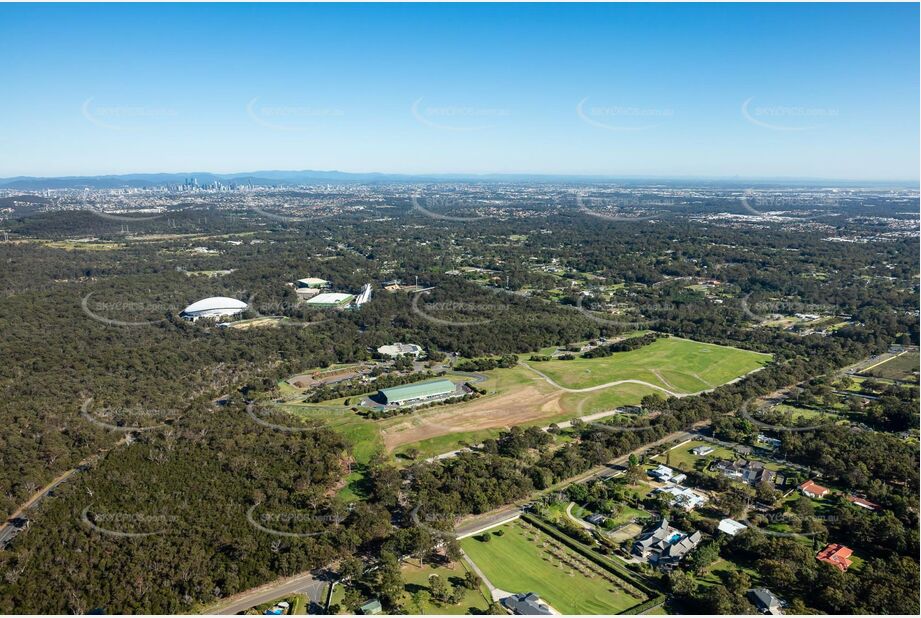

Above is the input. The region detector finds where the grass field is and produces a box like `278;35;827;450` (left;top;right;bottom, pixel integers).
400;561;492;615
520;337;771;393
862;352;919;382
460;521;647;614
273;336;772;483
652;440;736;473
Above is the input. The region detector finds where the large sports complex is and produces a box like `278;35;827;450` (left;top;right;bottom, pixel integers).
375;379;458;406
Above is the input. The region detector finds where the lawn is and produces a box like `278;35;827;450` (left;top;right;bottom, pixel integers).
400;561;492;615
862;352;919;382
651;440;736;473
520;336;771;393
460;520;647;614
696;558;761;588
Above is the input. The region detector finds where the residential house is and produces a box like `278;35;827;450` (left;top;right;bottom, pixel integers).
657;531;703;566
648;464;674;482
712;459;776;486
846;495;880;511
585;513;607;526
748;588;784;615
757;434;782;448
816;544;854;572
359;599;383;615
501;593;553;615
718;518;747;536
799;480;830;499
655;485;707;511
632;519;702;566
692;445;715;456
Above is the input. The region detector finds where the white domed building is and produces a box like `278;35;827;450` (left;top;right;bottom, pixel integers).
181;297;248;321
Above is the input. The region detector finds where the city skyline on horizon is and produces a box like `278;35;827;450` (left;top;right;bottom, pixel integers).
1;3;918;181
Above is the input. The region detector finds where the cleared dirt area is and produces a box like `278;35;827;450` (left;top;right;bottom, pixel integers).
381;385;563;450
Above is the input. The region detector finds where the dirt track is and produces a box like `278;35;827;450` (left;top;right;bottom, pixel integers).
381;385;563;450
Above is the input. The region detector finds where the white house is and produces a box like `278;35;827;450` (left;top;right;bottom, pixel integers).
649;464;674;482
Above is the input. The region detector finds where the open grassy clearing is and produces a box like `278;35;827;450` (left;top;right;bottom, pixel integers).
400;561;492;615
651;440;735;473
275;336;772;481
520;336;771;393
861;351;919;381
460;520;647;614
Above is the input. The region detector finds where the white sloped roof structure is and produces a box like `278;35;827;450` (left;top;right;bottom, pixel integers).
182;297;248;316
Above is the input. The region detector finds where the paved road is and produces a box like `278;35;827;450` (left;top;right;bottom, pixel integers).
452;426;703;538
0;435;130;548
202;570;329;615
206;427;703;614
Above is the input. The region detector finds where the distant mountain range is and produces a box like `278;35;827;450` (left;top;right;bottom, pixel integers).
0;170;914;190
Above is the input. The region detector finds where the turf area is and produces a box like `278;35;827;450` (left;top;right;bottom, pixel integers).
862;352;919;382
521;336;771;393
460;520;647;614
652;440;736;473
400;561;492;615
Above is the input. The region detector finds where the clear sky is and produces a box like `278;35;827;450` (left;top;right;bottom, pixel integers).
0;2;918;181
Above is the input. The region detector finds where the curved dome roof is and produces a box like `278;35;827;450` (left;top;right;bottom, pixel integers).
182;296;248;314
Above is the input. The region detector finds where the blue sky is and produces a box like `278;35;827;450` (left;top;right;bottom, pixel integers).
0;3;918;180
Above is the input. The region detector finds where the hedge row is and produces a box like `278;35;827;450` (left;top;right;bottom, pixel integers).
520;513;660;599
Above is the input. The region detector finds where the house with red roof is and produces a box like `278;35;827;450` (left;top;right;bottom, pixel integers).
798;480;829;498
816;543;853;572
847;495;880;511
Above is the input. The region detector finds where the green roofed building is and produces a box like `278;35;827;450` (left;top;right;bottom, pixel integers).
377;379;457;406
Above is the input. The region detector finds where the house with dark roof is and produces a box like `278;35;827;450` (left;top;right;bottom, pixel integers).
584;513;607;526
632;519;702;566
712;459;776;486
501;593;553;615
816;543;854;572
748;588;784;615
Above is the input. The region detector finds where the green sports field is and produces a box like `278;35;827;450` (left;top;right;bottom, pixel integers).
460;521;647;614
521;336;771;393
